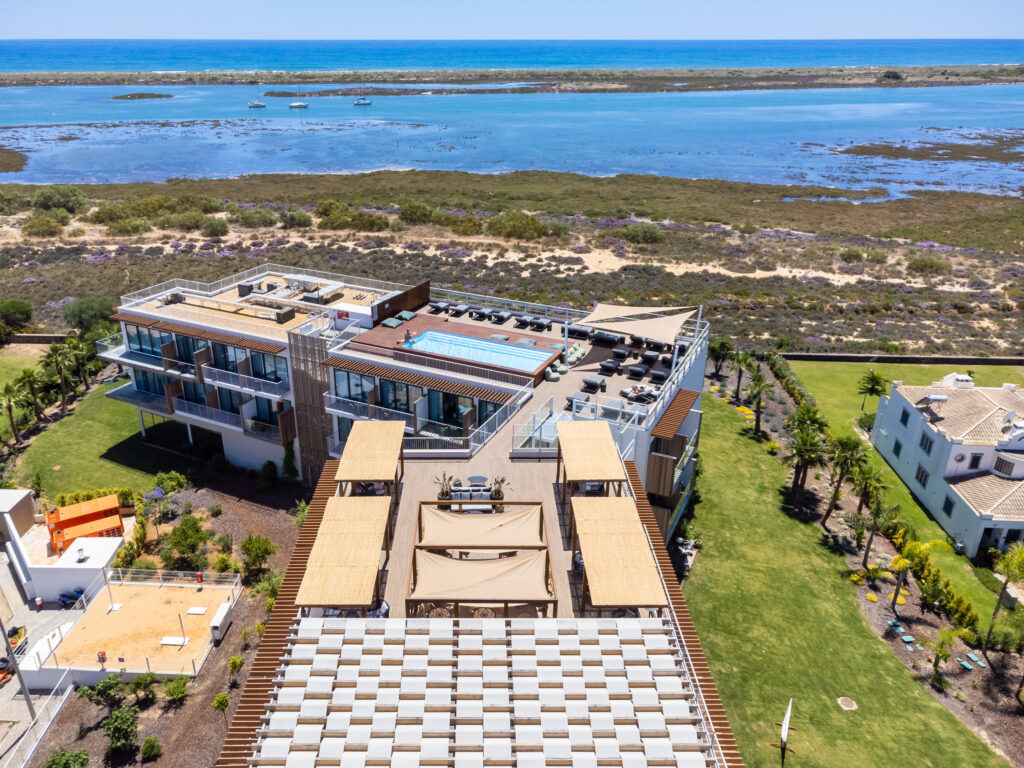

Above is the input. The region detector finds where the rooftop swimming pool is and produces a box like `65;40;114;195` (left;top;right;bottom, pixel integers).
404;330;554;373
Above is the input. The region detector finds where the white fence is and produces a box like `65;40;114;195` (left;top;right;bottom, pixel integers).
0;670;73;768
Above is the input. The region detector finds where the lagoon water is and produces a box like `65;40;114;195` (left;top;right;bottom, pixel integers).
2;83;1024;193
3;39;1024;72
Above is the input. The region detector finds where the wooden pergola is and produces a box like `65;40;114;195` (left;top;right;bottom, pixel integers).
570;496;668;616
555;421;628;504
295;495;392;616
334;420;406;503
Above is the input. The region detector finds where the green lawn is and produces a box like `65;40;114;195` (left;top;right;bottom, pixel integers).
13;380;196;497
685;396;1007;768
789;361;1024;632
0;344;46;388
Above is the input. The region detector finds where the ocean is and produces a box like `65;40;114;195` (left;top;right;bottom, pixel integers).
2;39;1024;72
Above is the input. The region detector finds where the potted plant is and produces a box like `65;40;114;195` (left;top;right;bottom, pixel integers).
434;471;453;509
491;476;510;511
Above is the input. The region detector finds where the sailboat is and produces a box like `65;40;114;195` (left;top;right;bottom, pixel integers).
248;80;266;109
353;96;372;106
289;101;308;109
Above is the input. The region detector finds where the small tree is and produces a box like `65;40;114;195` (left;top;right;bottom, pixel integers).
213;691;230;715
984;542;1024;651
228;653;244;683
169;514;207;566
784;427;827;494
31;184;88;214
0;383;23;444
743;366;773;435
731;351;752;400
133;510;149;554
857;369;889;412
282;441;298;482
923;627;971;687
257;460;278;491
63;297;115;334
141;736;162;762
294;498;309;528
822;435;869;528
240;533;276;578
127;671;157;704
163;675;190;706
862;499;901;569
102;704;139;754
707;339;733;379
77;672;124;715
0;298;34;328
44;749;88;768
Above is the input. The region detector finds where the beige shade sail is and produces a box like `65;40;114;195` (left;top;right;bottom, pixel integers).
418;505;545;549
579;303;696;344
334;420;405;483
295;496;390;608
557;421;628;484
408;550;551;603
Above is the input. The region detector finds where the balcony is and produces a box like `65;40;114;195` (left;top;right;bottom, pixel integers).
106;383;172;414
327;436;345;458
96;335;196;378
243;417;281;444
323;393;416;431
673;440;698;489
171;398;243;430
201;364;290;399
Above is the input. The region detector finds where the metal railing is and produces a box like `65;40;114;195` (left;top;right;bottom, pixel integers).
323;393;417;430
243;417;281;443
470;383;533;450
330;339;533;389
673;439;698;488
202;363;289;398
106;382;172;414
644;319;709;426
429;287;591;324
0;670;73;768
107;567;242;590
96;333;197;377
327;436;345;457
172;397;243;429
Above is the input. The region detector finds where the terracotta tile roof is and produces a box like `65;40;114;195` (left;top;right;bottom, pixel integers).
651;389;700;440
897;384;1024;443
110;312;158;327
322;356;514;404
949;471;1024;521
148;320;286;355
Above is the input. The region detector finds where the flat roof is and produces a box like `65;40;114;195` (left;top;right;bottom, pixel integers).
48;494;120;525
296;496;391;609
334;420;406;484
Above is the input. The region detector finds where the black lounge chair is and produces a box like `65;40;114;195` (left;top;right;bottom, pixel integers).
639;350;660;366
592;331;625;347
612;347;629;361
530;317;553;332
449;303;469;317
468;306;488;320
629;334;646;347
515;314;536;328
627;363;650;380
428;300;450;314
661;355;675;367
650;369;669;385
599;359;621;376
567;324;593;340
646;340;667;353
489;309;511;324
565;392;590;410
582;376;606;393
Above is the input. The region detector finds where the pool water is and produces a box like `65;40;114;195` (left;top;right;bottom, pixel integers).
404;330;553;373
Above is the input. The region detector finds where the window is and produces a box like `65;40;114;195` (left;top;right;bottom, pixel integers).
336;416;353;443
134;369;169;395
900;408;910;427
379;379;410;412
175;335;208;365
969;453;982;470
918;432;934;455
182;380;213;404
942;495;955;517
995;457;1014;476
915;464;930;487
125;324;172;357
253;396;279;426
478;400;501;427
334;370;374;403
211;343;246;373
251;352;289;385
217;388;247;414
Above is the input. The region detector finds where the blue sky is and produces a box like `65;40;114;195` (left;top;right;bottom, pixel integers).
5;0;1023;39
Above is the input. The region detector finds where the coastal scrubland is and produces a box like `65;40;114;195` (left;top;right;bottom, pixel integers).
4;171;1024;354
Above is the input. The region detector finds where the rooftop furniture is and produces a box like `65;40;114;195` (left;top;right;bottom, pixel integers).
556;421;629;505
449;304;470;317
592;331;625;347
621;385;657;403
627;364;650;380
640;350;660;366
396;310;417;321
570;496;669;615
629;334;646;347
417;502;546;549
547;342;565;352
295;495;391;613
515;315;536;328
489;310;512;324
599;359;621;376
645;340;668;353
334;420;406;502
381;317;404;329
530;317;553;332
582;376;606;393
650;369;669;385
489;333;510;341
516;338;538;347
428;300;450;314
544;368;561;382
445;486;496;513
612;347;630;361
567;324;593;340
566;392;590;410
469;306;488;320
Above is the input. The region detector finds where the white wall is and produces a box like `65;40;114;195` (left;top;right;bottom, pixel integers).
221;428;286;473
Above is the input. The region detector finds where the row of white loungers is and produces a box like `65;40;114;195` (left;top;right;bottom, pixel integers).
249;618;716;768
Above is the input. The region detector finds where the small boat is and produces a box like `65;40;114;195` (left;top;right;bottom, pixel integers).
289;101;308;109
353;97;372;106
248;81;266;109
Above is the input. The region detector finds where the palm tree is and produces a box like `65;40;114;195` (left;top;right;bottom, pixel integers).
822;434;869;528
41;344;74;416
851;463;887;515
707;339;733;379
731;351;752;400
862;498;900;568
923;626;971;680
857;369;888;412
0;383;23;444
889;554;911;613
64;338;91;391
784;427;827;494
983;542;1024;651
744;367;773;435
15;368;46;422
784;402;828;435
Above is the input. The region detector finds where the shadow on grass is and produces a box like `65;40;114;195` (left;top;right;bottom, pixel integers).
777;483;823;524
99;431;200;479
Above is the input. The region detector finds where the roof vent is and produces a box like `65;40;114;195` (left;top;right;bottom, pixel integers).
1004;410;1017;425
76;547;87;562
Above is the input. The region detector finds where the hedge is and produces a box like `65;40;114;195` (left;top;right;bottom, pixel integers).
54;487;134;507
756;351;816;407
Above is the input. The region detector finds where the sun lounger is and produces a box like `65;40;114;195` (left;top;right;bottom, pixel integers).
515;338;537;347
565;392;590;410
612;347;630;361
650;369;669;385
627;364;650;380
449;304;469;317
381;317;404;328
530;317;552;332
468;306;488;320
489;333;510;341
567;324;593;340
547;343;565;351
396;310;417;321
629;334;646;347
640;350;660;366
515;315;536;328
592;331;625;347
645;340;667;353
582;376;606;393
661;355;675;367
489;310;511;324
599;359;621;376
428;300;450;314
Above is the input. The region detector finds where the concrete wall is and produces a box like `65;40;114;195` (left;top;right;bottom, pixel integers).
221;428;286;473
0;488;36;540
